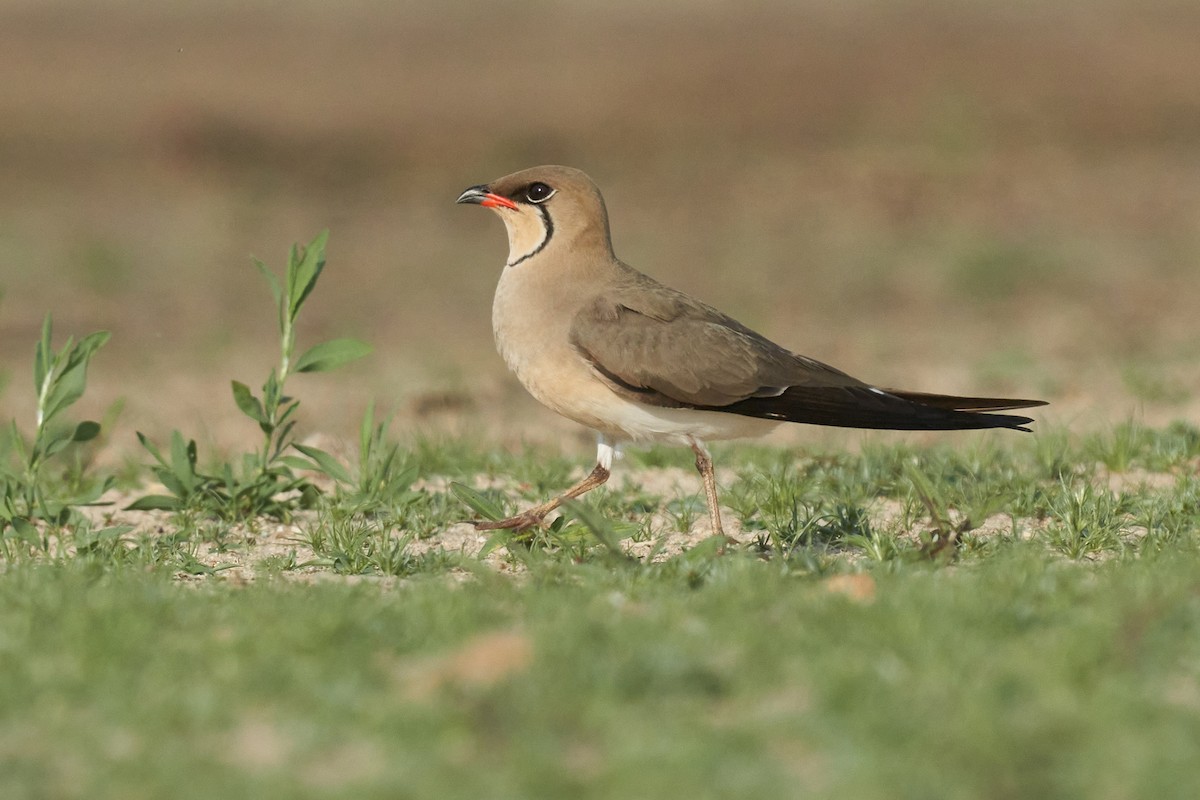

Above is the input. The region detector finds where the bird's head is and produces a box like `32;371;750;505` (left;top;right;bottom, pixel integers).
456;165;613;268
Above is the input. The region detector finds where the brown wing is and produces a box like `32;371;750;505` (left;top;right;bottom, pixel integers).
570;268;1046;432
569;269;863;408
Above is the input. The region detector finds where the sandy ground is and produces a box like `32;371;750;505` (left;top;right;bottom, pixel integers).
62;449;1188;582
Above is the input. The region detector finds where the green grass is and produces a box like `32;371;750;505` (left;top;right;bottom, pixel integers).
3;540;1200;799
1;424;1200;798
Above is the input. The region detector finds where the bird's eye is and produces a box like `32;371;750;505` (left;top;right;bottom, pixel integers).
525;182;555;204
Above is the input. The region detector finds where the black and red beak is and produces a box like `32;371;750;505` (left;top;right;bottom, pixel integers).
456;185;518;210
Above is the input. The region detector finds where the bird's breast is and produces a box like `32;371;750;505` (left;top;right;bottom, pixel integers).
491;265;568;383
492;266;598;422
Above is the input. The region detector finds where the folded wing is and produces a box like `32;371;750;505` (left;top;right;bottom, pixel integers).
570;269;1045;432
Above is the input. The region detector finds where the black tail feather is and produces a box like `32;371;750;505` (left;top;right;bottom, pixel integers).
711;385;1045;432
881;389;1048;413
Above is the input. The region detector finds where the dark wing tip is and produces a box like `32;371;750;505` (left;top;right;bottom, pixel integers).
710;385;1044;432
880;389;1049;413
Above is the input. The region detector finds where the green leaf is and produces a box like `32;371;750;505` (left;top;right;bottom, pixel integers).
271;421;299;460
177;556;217;576
73;330;112;361
293;443;353;484
262;370;281;412
286;230;328;322
39;330;110;427
72;420;101;442
274;401;298;429
358;402;377;456
136;431;169;468
11;516;40;546
231;381;267;424
294;338;372;373
125;495;182;512
450;481;505;522
278;454;319;472
151;469;188;500
478;530;512;559
168;432;198;492
39;428;74;459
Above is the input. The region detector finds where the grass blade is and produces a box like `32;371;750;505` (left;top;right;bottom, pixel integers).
125;495;182;512
450;481;505;522
292;443;353;484
561;499;634;562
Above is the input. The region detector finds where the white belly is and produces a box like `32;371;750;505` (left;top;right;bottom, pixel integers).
579;394;781;445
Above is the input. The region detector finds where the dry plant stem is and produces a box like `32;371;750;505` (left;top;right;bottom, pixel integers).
690;440;725;538
475;463;612;531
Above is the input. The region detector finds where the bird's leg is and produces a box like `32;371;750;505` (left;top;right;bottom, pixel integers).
474;436;617;532
689;439;725;538
474;464;610;531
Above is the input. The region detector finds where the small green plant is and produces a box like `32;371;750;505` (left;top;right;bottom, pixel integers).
900;459;1014;560
664;495;703;533
0;315;111;542
1045;477;1131;559
132;231;370;519
560;499;638;564
729;465;874;558
301;509;459;577
728;464;821;553
293;403;420;519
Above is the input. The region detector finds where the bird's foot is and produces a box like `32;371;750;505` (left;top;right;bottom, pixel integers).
473;510;549;532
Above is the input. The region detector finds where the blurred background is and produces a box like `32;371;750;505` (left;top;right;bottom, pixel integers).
1;0;1197;456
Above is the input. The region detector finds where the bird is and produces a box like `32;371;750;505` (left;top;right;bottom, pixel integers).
456;165;1046;537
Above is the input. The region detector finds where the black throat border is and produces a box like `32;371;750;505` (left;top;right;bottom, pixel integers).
506;204;554;268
